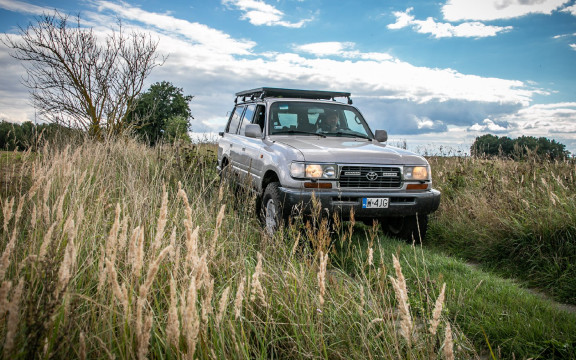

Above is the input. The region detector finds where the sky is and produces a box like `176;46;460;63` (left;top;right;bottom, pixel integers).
1;0;575;154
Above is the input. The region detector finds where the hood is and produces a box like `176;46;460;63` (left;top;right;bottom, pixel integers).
272;136;428;165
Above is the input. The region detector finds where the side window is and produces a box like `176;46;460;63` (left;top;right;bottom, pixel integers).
343;109;370;134
253;105;265;131
238;105;256;136
226;106;245;134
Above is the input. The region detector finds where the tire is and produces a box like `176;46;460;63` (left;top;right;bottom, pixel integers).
381;214;428;243
261;182;285;235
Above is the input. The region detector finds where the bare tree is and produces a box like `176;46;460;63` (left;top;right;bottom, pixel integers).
2;12;164;140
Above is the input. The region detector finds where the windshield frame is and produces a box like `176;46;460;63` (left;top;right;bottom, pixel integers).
267;100;374;139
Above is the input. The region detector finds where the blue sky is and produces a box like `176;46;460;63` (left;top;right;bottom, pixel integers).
1;0;575;153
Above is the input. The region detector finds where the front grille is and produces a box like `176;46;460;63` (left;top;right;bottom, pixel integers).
339;166;402;188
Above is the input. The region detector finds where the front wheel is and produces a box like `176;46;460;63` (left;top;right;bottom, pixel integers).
381;214;428;243
261;182;285;235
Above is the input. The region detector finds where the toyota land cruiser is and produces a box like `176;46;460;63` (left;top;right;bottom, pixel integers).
217;87;441;241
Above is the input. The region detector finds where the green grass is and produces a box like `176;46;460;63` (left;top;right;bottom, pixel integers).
428;156;576;304
0;139;575;359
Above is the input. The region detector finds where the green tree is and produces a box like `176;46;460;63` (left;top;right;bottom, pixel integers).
127;81;193;145
2;12;162;140
471;134;570;160
164;116;191;143
471;134;500;157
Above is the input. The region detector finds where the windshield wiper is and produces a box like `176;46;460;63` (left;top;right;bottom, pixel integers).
274;130;326;138
326;131;372;140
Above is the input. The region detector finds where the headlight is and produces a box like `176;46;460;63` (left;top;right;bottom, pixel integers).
404;166;429;181
290;162;337;179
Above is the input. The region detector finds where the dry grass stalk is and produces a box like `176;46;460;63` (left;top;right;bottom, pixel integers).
97;244;107;292
57;218;77;293
443;322;454;360
234;276;246;320
128;226;140;267
117;213;129;254
429;283;446;336
138;310;153;360
133;226;145;279
389;255;413;346
291;232;301;257
2;196;14;233
358;285;365;314
79;332;86;360
367;247;374;267
3;277;24;357
0;234;17;280
218;184;224;202
167;276;180;347
13;197;24;228
250;252;268;307
185;225;199;271
42;178;52;224
177;186;193;227
55;190;67;222
216;286;231;327
140;245;172;299
317;251;329;308
169;227;180;270
136;245;173;335
201;277;215;330
210;204;226;256
0;280;12;315
30;203;37;228
105;258;128;310
106;203;121;265
184;276;200;360
152;186;168;254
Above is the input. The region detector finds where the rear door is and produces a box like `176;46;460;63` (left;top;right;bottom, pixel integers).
221;105;246;176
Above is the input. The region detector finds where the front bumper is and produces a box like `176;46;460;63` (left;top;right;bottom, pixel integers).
278;186;441;220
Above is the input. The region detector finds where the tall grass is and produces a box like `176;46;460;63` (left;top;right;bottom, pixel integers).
0;139;471;359
428;154;576;304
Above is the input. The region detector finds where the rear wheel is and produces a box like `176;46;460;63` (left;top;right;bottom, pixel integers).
261;182;285;235
381;214;428;243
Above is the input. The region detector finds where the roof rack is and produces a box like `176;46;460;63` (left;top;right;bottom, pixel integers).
235;87;353;104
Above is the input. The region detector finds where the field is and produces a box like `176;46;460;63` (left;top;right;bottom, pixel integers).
1;140;575;359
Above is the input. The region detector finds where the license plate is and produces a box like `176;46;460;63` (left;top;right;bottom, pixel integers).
362;198;389;209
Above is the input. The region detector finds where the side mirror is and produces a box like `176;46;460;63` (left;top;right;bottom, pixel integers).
375;130;388;142
245;124;263;139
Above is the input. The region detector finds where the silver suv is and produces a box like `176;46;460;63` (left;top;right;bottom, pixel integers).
217;88;440;241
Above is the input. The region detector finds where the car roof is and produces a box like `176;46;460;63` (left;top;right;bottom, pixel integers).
235;87;352;103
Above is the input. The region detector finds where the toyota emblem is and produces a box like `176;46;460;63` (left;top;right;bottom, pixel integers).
366;171;379;181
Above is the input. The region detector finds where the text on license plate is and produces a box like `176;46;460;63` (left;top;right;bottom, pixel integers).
362;198;389;209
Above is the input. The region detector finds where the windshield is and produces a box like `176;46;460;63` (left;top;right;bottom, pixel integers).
269;101;373;139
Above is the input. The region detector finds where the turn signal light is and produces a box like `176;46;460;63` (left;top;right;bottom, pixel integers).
406;183;428;190
304;182;332;189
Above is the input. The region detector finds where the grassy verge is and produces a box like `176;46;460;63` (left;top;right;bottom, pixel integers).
428;155;576;304
0;139;574;359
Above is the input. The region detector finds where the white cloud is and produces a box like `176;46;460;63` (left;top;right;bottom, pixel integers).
222;0;312;28
295;42;355;56
561;4;576;16
0;0;56;15
570;43;576;51
488;103;576;145
469;119;508;132
95;1;256;55
388;8;513;38
294;42;394;61
442;0;571;22
2;0;572;153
